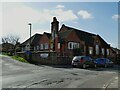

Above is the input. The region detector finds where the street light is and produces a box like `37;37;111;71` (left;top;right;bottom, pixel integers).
28;23;32;51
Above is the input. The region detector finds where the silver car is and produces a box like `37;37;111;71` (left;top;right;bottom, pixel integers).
71;56;96;69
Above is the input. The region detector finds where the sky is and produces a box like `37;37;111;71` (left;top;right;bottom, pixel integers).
1;2;119;48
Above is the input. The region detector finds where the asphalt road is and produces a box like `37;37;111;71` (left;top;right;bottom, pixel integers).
1;55;119;89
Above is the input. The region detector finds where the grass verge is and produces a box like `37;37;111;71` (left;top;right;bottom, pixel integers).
1;52;29;63
11;55;29;63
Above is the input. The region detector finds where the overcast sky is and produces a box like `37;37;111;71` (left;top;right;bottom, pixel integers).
1;2;119;48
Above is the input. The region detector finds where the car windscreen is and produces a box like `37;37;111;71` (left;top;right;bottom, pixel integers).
73;56;81;61
96;59;106;63
83;57;92;61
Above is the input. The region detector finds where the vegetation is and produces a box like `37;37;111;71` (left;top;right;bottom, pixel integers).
2;52;29;63
11;55;29;63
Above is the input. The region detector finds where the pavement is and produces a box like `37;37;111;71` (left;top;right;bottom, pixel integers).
0;55;119;89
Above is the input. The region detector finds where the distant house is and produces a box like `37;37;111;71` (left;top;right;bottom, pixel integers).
21;17;115;58
1;43;14;52
21;33;42;51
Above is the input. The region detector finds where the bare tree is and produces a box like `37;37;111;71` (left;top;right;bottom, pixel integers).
2;34;20;55
2;37;9;43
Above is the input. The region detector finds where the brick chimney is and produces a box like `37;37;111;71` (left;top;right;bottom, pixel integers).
51;17;59;51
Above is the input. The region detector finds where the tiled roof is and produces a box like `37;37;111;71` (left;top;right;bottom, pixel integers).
59;30;73;39
21;33;42;46
60;24;110;47
60;25;96;45
44;32;51;39
96;35;110;48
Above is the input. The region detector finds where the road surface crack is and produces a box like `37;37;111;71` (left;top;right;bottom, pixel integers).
25;79;47;88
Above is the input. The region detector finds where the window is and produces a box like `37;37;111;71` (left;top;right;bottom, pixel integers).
68;42;72;49
77;43;80;48
37;45;39;50
107;49;110;55
68;42;79;49
34;47;36;51
45;43;48;49
25;43;30;50
73;43;79;49
89;47;93;55
96;45;99;55
102;48;105;55
51;43;53;49
40;44;43;50
58;43;60;49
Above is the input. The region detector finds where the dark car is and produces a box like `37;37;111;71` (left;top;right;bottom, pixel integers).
94;58;114;68
71;56;96;69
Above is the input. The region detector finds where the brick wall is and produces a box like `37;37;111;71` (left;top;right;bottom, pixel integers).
39;33;51;51
17;51;72;65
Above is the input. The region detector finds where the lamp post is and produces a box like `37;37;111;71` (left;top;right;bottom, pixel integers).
28;23;32;51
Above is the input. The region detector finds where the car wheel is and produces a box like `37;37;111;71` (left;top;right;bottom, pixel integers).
83;64;86;69
104;64;107;68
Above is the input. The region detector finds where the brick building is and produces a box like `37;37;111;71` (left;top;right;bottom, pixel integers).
21;17;116;58
21;33;42;51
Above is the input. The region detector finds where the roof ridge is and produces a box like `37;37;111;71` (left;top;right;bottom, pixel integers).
35;33;42;35
44;32;51;35
64;25;96;36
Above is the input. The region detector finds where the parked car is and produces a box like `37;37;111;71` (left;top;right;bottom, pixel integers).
94;58;114;68
71;56;96;69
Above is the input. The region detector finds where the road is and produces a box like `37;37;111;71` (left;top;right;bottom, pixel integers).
1;55;119;89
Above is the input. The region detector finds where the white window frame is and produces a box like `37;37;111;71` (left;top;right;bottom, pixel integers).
34;46;36;51
107;49;110;55
89;47;93;55
58;43;60;49
51;43;53;49
102;48;105;55
40;44;43;50
25;43;30;51
68;42;79;49
45;43;48;49
37;45;39;50
68;42;72;49
96;45;99;55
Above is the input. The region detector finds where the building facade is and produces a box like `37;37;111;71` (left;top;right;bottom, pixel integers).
21;17;115;58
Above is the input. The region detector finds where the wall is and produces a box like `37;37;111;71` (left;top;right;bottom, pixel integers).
17;51;72;65
39;34;50;51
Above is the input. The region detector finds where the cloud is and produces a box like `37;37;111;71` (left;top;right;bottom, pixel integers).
56;5;65;9
44;9;78;22
112;14;120;21
2;3;78;43
74;21;78;24
77;10;93;19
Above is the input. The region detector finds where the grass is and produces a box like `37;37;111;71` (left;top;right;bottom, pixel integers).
1;52;9;56
1;52;29;63
11;55;29;63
